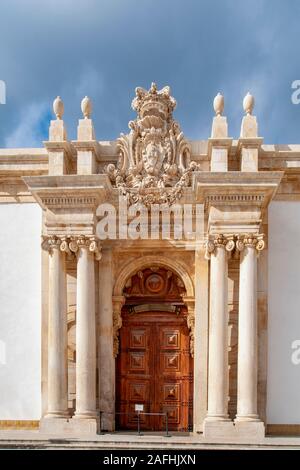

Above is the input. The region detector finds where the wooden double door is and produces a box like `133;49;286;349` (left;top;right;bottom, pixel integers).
116;308;193;431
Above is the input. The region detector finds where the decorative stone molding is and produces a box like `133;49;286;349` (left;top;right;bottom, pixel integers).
106;83;200;206
40;196;98;207
204;194;265;212
112;296;126;358
205;194;264;206
113;255;194;298
183;297;195;358
42;235;102;260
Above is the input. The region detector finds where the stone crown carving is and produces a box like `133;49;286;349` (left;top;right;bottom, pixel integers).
106;83;199;206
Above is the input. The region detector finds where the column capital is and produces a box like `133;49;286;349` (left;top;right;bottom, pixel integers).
42;235;102;260
62;235;101;261
236;233;265;253
42;235;62;253
205;233;235;259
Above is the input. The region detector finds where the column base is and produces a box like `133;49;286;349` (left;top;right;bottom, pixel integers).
73;411;98;419
235;414;260;422
40;415;100;436
43;411;70;419
203;418;265;443
204;414;231;422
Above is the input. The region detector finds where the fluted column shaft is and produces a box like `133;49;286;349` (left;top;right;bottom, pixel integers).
74;237;99;419
236;235;264;421
206;235;233;420
46;237;68;417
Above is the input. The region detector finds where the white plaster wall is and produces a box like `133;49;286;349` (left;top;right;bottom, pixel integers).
0;203;41;419
268;201;300;424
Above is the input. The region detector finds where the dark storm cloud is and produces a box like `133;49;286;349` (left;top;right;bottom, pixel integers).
0;0;300;147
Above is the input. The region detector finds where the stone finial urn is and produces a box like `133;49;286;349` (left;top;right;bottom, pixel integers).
213;92;224;116
81;96;92;119
53;96;64;119
243;92;254;115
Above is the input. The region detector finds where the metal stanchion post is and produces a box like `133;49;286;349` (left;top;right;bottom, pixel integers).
137;411;141;436
165;412;171;437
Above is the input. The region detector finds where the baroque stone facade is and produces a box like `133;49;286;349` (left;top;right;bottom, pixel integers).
2;83;300;443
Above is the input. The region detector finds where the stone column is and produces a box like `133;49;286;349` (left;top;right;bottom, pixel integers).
235;235;265;421
73;236;101;420
205;235;234;421
45;236;69;418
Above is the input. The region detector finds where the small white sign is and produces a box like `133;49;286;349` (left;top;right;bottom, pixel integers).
135;404;144;412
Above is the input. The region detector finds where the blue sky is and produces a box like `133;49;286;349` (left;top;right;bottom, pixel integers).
1;0;300;147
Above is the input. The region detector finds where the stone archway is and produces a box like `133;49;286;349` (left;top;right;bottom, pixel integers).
114;263;195;431
112;255;195;358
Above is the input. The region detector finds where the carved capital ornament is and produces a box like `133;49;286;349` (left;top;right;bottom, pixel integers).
205;233;265;259
42;235;102;260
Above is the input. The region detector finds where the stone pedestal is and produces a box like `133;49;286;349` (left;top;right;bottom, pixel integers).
203;420;265;443
40;417;99;435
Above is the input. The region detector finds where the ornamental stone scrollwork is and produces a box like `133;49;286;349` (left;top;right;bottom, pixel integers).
106;82;200;206
112;296;125;358
42;235;102;260
184;298;195;358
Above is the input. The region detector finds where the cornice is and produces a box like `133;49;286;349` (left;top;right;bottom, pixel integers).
22;174;113;210
193;171;283;209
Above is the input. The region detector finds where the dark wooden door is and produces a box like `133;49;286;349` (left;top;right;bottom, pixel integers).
116;309;193;431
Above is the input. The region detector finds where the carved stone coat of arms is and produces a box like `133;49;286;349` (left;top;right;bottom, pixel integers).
106;83;199;206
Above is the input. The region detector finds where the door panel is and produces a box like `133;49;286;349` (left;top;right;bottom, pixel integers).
116;309;193;431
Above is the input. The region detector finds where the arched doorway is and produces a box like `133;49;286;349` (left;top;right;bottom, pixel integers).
115;267;193;432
